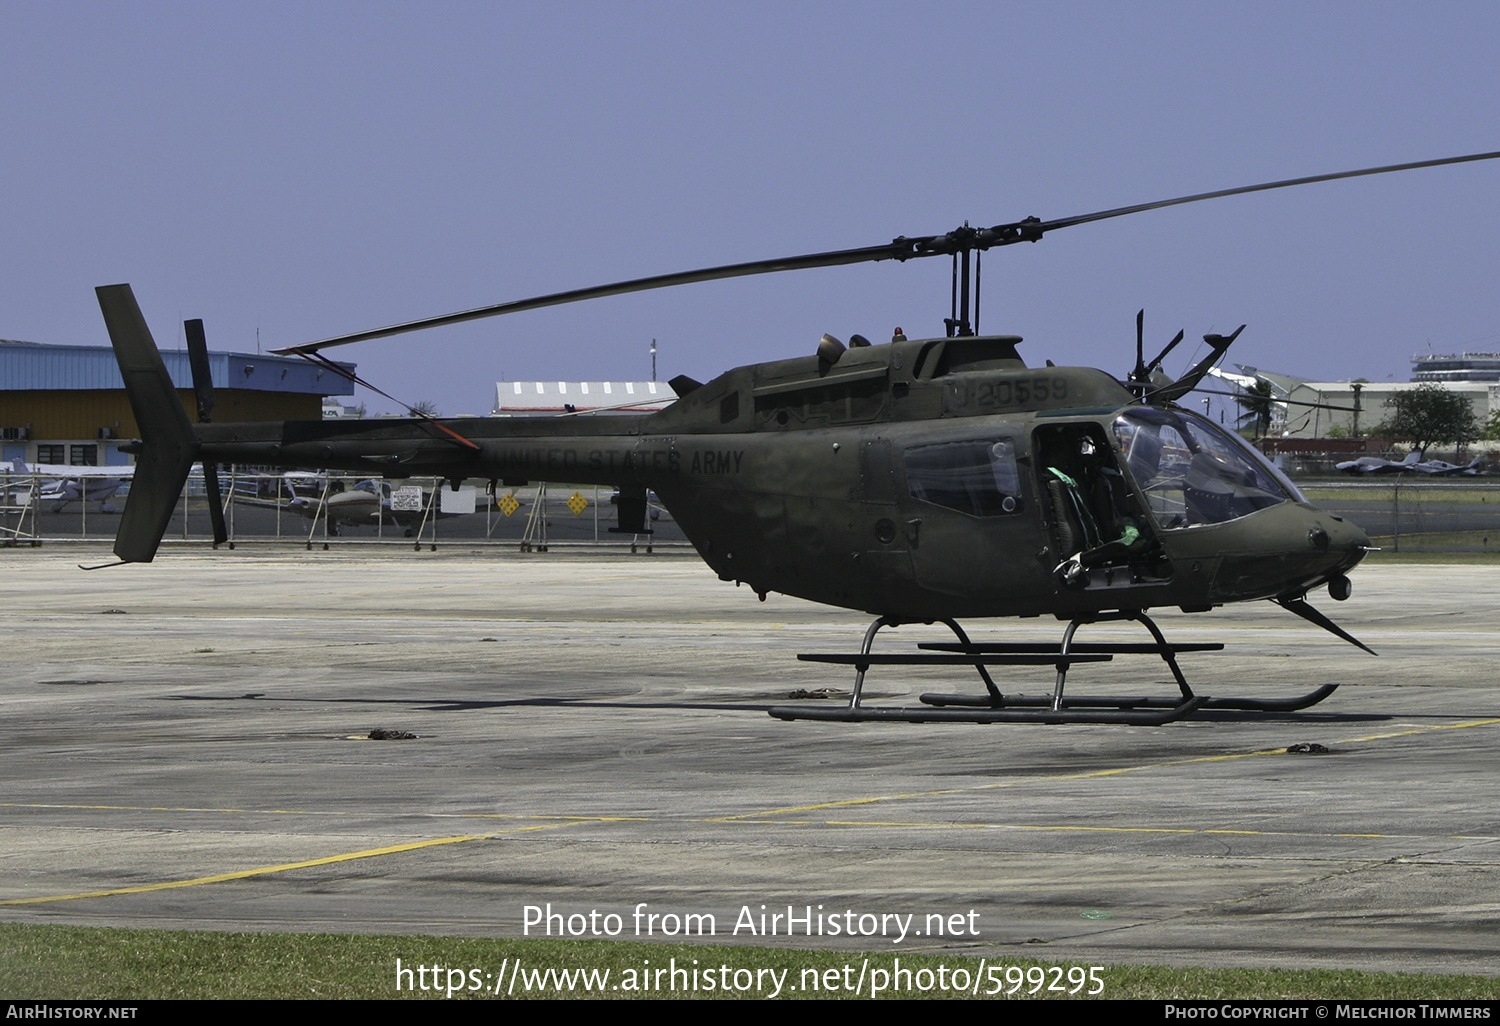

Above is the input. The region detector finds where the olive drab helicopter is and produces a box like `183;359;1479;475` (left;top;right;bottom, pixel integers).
95;150;1500;725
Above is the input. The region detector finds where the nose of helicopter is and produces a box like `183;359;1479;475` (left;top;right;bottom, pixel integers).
1302;510;1371;582
1188;503;1373;605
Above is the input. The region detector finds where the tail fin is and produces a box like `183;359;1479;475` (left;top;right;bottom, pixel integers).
97;284;198;562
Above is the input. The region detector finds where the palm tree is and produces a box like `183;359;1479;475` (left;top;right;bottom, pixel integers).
1235;379;1276;439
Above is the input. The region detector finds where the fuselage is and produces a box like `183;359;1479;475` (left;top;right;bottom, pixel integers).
186;334;1369;619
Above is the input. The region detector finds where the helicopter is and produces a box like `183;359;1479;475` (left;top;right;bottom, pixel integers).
95;150;1500;725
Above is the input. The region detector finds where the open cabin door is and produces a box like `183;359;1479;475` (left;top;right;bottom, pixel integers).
1032;420;1172;592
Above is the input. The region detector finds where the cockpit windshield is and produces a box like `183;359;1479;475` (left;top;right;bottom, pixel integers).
1112;408;1302;529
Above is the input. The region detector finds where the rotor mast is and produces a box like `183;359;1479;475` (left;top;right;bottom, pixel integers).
943;224;989;337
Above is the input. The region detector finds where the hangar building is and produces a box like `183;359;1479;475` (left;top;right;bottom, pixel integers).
1;340;355;467
493;379;676;417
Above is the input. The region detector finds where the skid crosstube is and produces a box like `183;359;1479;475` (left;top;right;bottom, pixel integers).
773;611;1341;725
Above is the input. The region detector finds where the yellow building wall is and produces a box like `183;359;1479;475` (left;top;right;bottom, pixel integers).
0;390;323;440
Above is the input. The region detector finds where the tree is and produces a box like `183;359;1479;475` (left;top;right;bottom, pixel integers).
1235;378;1276;439
409;400;441;417
1380;384;1477;457
1482;409;1500;442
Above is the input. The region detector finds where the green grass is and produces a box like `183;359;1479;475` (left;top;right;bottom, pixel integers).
1;924;1497;1000
1300;485;1500;505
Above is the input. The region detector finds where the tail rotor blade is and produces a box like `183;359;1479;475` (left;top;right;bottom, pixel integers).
1133;309;1147;383
183;318;228;545
1148;325;1244;404
202;462;228;546
184;318;215;423
1146;329;1185;374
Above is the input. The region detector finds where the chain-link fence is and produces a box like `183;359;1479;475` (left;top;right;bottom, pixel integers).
6;464;1497;554
1;469;683;551
1297;478;1500;553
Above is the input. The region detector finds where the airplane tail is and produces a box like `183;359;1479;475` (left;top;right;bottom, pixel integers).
97;284;199;562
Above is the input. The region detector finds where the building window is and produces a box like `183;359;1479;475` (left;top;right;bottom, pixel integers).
36;444;64;464
69;444;98;466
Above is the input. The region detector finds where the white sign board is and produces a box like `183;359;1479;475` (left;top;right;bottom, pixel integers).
440;485;478;514
389;486;424;512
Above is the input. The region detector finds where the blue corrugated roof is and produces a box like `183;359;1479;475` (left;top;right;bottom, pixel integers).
0;340;355;395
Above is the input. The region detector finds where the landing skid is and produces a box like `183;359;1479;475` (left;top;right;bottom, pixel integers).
768;611;1338;725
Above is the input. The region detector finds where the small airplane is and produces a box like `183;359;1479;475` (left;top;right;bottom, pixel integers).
285;478;465;536
2;458;132;513
91;149;1500;725
285;478;383;532
1336;452;1486;476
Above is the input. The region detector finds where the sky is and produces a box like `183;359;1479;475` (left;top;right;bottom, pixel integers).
3;2;1498;418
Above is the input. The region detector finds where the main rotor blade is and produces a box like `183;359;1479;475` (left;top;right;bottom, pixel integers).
1191;387;1360;413
1023;149;1500;236
276;149;1500;355
275;241;920;354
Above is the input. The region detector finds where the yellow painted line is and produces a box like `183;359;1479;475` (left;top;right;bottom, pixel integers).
711;751;1289;820
721;717;1500;821
3;803;250;814
0;823;570;906
442;814;652;822
707;792;954;819
8;718;1496;908
824;821;1196;833
0;803;647;823
724;820;1497;842
817;820;993;830
1343;718;1500;742
719;819;1500;842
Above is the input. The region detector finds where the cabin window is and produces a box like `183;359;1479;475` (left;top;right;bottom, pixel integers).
754;375;887;426
904;438;1022;516
1113;409;1296;528
719;392;740;424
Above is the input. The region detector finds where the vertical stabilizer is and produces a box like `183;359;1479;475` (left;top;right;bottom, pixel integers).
97;284;199;562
